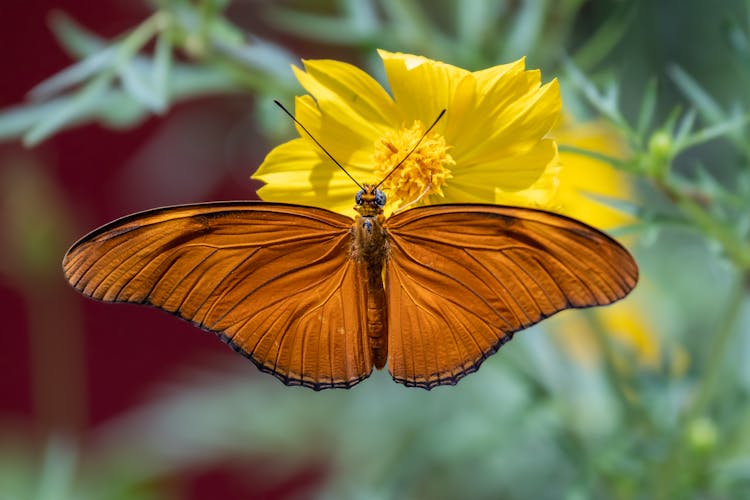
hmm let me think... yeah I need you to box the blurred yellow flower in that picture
[543,117,660,369]
[555,118,635,229]
[253,50,561,215]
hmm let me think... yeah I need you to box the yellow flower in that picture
[252,50,561,215]
[555,118,636,229]
[538,117,660,368]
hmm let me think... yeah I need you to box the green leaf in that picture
[563,59,628,129]
[267,5,375,45]
[668,65,725,125]
[213,35,297,83]
[207,15,245,46]
[677,113,749,152]
[571,2,638,70]
[501,0,545,61]
[118,60,164,113]
[636,78,658,139]
[674,109,697,146]
[381,0,434,48]
[0,100,69,140]
[456,0,504,51]
[152,32,173,111]
[581,191,641,217]
[23,73,112,146]
[49,10,106,58]
[35,437,78,500]
[28,48,115,100]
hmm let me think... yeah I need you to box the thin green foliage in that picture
[2,1,750,499]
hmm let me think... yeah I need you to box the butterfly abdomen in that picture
[352,214,389,369]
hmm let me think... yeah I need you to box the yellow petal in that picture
[302,59,400,128]
[459,79,560,163]
[556,119,635,229]
[379,49,469,125]
[253,139,360,216]
[495,158,561,208]
[473,57,528,95]
[252,50,563,216]
[292,64,386,144]
[459,138,558,192]
[291,95,376,177]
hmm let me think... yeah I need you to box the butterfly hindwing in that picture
[63,202,373,389]
[385,204,638,389]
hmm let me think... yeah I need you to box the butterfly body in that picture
[351,185,390,369]
[63,187,638,390]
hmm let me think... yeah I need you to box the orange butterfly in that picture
[63,107,638,390]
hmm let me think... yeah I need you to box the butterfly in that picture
[62,105,638,390]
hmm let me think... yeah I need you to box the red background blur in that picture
[0,1,320,497]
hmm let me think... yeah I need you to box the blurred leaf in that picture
[676,113,749,153]
[119,60,165,113]
[35,437,78,500]
[723,15,750,65]
[674,109,697,146]
[23,73,112,146]
[637,78,658,139]
[268,0,379,45]
[49,10,106,57]
[212,35,298,82]
[0,99,71,140]
[668,65,725,125]
[152,31,173,111]
[28,47,115,100]
[207,14,246,46]
[571,1,638,70]
[581,191,642,218]
[564,60,630,132]
[456,0,505,51]
[380,0,435,50]
[500,0,545,61]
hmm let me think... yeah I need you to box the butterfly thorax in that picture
[351,183,389,264]
[351,183,389,369]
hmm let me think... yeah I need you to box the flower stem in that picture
[656,273,748,498]
[583,311,647,422]
[685,274,747,418]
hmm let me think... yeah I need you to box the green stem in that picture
[557,145,634,172]
[583,311,647,422]
[659,179,750,272]
[656,274,748,498]
[678,197,750,271]
[686,275,747,418]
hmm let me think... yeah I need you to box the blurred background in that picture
[1,0,749,498]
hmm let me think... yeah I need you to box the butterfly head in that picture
[355,184,386,217]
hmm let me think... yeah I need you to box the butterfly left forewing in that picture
[385,204,638,389]
[63,202,373,389]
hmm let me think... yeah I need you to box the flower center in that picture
[373,121,454,208]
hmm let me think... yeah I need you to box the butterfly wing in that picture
[385,204,638,389]
[63,202,373,390]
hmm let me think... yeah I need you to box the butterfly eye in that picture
[374,190,386,207]
[355,190,364,205]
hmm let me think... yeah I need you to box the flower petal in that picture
[457,78,561,163]
[379,49,469,125]
[301,59,400,127]
[556,120,635,229]
[293,61,393,143]
[253,138,361,216]
[456,138,558,192]
[292,95,375,175]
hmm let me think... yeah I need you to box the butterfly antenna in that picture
[274,100,363,190]
[393,176,433,215]
[375,109,446,190]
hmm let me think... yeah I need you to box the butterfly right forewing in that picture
[63,202,373,390]
[384,204,638,389]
